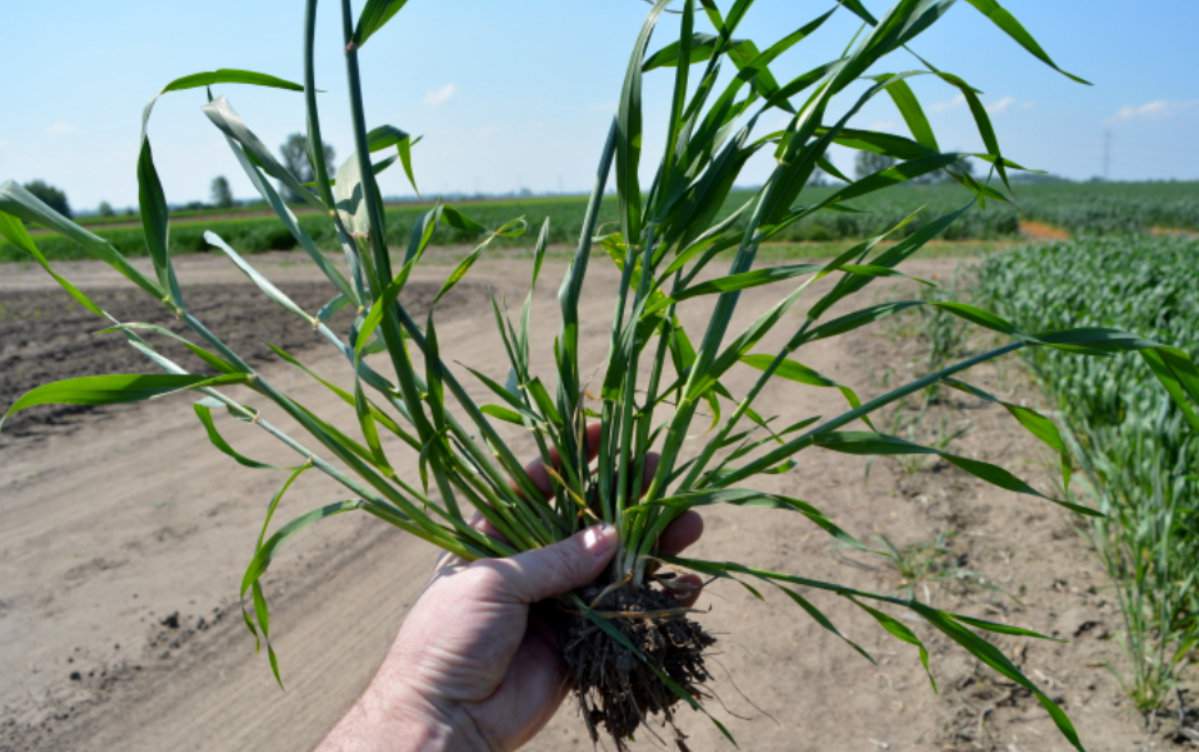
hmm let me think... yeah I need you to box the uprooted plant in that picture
[4,0,1199,749]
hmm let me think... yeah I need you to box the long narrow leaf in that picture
[354,0,410,47]
[3,373,245,429]
[194,402,282,469]
[813,430,1099,516]
[962,0,1090,84]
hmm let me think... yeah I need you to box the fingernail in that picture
[582,523,617,555]
[671,579,700,597]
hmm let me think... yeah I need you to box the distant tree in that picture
[854,151,895,179]
[278,133,334,202]
[98,201,115,217]
[946,155,975,181]
[1010,172,1069,185]
[860,152,974,185]
[211,175,234,208]
[912,154,976,185]
[23,180,72,217]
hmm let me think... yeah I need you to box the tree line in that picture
[22,134,975,218]
[19,132,335,219]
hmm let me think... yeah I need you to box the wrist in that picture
[319,680,492,752]
[388,685,492,752]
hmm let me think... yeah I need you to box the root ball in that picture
[559,583,716,750]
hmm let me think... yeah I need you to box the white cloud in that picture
[1109,99,1199,124]
[47,120,78,136]
[423,83,457,107]
[986,96,1016,114]
[927,93,965,114]
[982,96,1034,115]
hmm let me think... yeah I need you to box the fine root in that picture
[558,582,716,750]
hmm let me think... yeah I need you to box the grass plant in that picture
[4,1,1199,748]
[917,275,968,404]
[873,531,963,601]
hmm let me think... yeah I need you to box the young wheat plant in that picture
[4,0,1198,749]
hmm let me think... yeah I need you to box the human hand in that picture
[318,426,704,751]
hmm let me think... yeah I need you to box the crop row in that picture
[1015,181,1199,234]
[977,235,1199,709]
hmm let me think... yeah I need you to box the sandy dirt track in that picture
[0,251,1177,751]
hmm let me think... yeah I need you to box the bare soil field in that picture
[0,252,1188,751]
[1018,220,1070,241]
[0,283,344,441]
[1149,226,1199,238]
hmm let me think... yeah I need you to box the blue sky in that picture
[3,1,1197,212]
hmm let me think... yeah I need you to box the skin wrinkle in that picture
[403,688,494,752]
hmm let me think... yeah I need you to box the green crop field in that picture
[70,201,274,227]
[4,195,612,262]
[6,180,1196,263]
[1014,180,1199,234]
[979,235,1199,712]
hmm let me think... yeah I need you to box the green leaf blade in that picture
[354,0,411,48]
[161,69,304,94]
[4,373,245,430]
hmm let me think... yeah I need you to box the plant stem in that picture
[304,0,368,304]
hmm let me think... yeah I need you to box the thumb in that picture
[490,524,619,604]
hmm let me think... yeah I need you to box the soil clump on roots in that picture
[558,582,716,750]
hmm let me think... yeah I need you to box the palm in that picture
[395,563,571,749]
